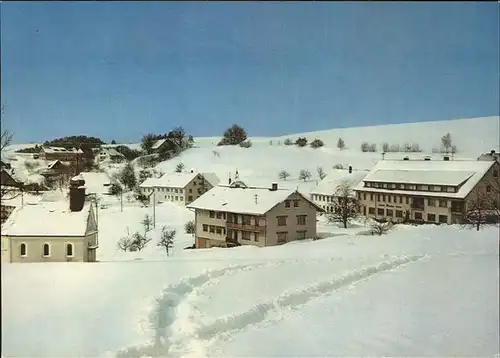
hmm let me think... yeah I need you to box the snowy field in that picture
[2,225,498,357]
[2,116,500,357]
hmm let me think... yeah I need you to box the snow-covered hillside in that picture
[2,115,499,357]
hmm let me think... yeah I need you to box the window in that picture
[254,233,259,242]
[406,197,410,204]
[382,183,388,188]
[216,227,223,235]
[293,200,299,207]
[377,194,381,201]
[487,186,491,193]
[428,199,435,207]
[209,211,215,218]
[395,210,403,218]
[285,200,291,208]
[439,199,447,208]
[447,187,455,193]
[432,186,441,192]
[66,243,74,257]
[209,226,215,233]
[243,216,251,225]
[363,193,366,200]
[439,215,448,224]
[386,209,393,217]
[241,231,251,240]
[296,215,306,225]
[414,212,423,220]
[370,194,374,201]
[421,185,428,191]
[399,196,403,204]
[368,207,375,215]
[175,196,179,201]
[387,195,391,203]
[42,243,51,257]
[20,243,27,257]
[427,213,436,222]
[383,195,386,202]
[296,231,307,240]
[203,224,208,232]
[216,212,222,219]
[189,188,192,193]
[494,170,498,177]
[277,232,288,244]
[188,195,193,201]
[377,208,384,216]
[277,216,287,226]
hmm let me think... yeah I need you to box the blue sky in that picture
[1,2,499,143]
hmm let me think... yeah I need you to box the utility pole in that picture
[153,189,156,228]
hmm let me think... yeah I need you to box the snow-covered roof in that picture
[152,139,168,150]
[201,172,220,187]
[47,160,63,169]
[98,148,124,157]
[139,171,200,188]
[187,186,323,215]
[42,146,84,154]
[2,201,92,237]
[354,160,496,199]
[73,172,111,195]
[311,170,368,196]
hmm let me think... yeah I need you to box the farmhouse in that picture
[1,178,98,263]
[94,147,125,164]
[310,169,368,213]
[354,159,500,224]
[139,171,219,206]
[39,146,84,162]
[187,181,325,249]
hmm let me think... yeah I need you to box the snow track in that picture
[115,254,426,358]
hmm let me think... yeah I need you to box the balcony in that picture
[226,221,265,233]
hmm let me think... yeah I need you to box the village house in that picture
[94,147,125,164]
[477,149,500,163]
[1,178,98,263]
[139,171,219,206]
[354,158,500,225]
[39,146,84,162]
[187,181,325,249]
[73,172,111,195]
[310,168,368,213]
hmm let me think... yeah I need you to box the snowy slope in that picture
[2,225,498,357]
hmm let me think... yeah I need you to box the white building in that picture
[139,171,219,206]
[94,148,125,164]
[310,169,368,213]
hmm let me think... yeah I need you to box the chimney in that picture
[69,178,86,212]
[443,155,450,161]
[403,156,409,161]
[271,182,278,191]
[424,156,431,161]
[491,150,496,156]
[348,165,352,174]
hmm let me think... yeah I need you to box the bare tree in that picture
[1,106,13,151]
[463,187,500,231]
[317,166,327,180]
[371,220,393,235]
[441,132,453,153]
[278,170,290,180]
[158,227,176,256]
[328,180,359,228]
[298,169,312,182]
